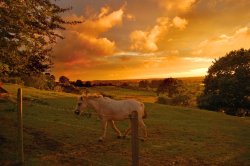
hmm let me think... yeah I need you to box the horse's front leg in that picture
[99,120,108,142]
[109,120,122,138]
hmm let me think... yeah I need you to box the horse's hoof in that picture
[140,138,146,142]
[98,138,103,142]
[117,135,122,139]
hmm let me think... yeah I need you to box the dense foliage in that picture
[154,78,192,106]
[74,80,84,87]
[0,0,79,77]
[138,80,149,89]
[156,78,183,97]
[59,76,70,85]
[198,49,250,115]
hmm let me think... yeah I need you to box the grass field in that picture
[1,84,250,166]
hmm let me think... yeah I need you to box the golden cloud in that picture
[126,14,136,21]
[65,6,124,37]
[129,16,188,52]
[53,6,126,67]
[192,26,250,58]
[172,16,188,30]
[130,17,170,52]
[155,0,197,13]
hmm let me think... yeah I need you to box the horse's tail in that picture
[141,103,147,119]
[143,109,147,119]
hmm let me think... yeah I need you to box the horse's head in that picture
[74,93,103,115]
[74,95,88,115]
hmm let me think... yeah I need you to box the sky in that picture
[52,0,250,81]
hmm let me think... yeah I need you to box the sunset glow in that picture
[52,0,250,80]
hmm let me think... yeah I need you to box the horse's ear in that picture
[82,89,89,96]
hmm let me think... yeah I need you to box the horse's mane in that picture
[81,93,103,99]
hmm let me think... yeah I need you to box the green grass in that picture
[1,84,250,165]
[89,86,157,103]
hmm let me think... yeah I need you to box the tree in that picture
[0,0,80,76]
[75,80,84,87]
[149,80,161,88]
[59,76,70,85]
[45,73,56,89]
[139,80,149,88]
[84,81,92,87]
[197,48,250,115]
[156,78,183,97]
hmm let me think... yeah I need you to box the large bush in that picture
[22,74,48,89]
[22,73,56,90]
[156,78,183,97]
[197,48,250,115]
[155,78,192,106]
[156,94,191,106]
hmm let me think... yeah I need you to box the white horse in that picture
[74,93,147,141]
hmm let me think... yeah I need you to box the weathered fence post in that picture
[131,111,139,166]
[17,88,24,164]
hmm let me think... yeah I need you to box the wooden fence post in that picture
[131,111,139,166]
[17,88,24,164]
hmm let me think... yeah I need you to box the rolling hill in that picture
[0,84,250,165]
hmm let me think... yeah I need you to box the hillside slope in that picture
[1,84,250,165]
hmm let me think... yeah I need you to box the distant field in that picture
[1,84,250,165]
[89,86,157,103]
[91,76,204,107]
[91,76,204,85]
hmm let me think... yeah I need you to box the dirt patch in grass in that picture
[138,153,210,166]
[39,139,132,166]
[0,116,15,127]
[0,134,8,146]
[40,149,90,166]
[0,117,64,151]
[24,127,64,152]
[23,97,49,105]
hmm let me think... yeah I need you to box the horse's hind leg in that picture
[139,119,147,140]
[123,121,131,138]
[109,120,122,138]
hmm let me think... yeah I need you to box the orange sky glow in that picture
[52,0,250,81]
